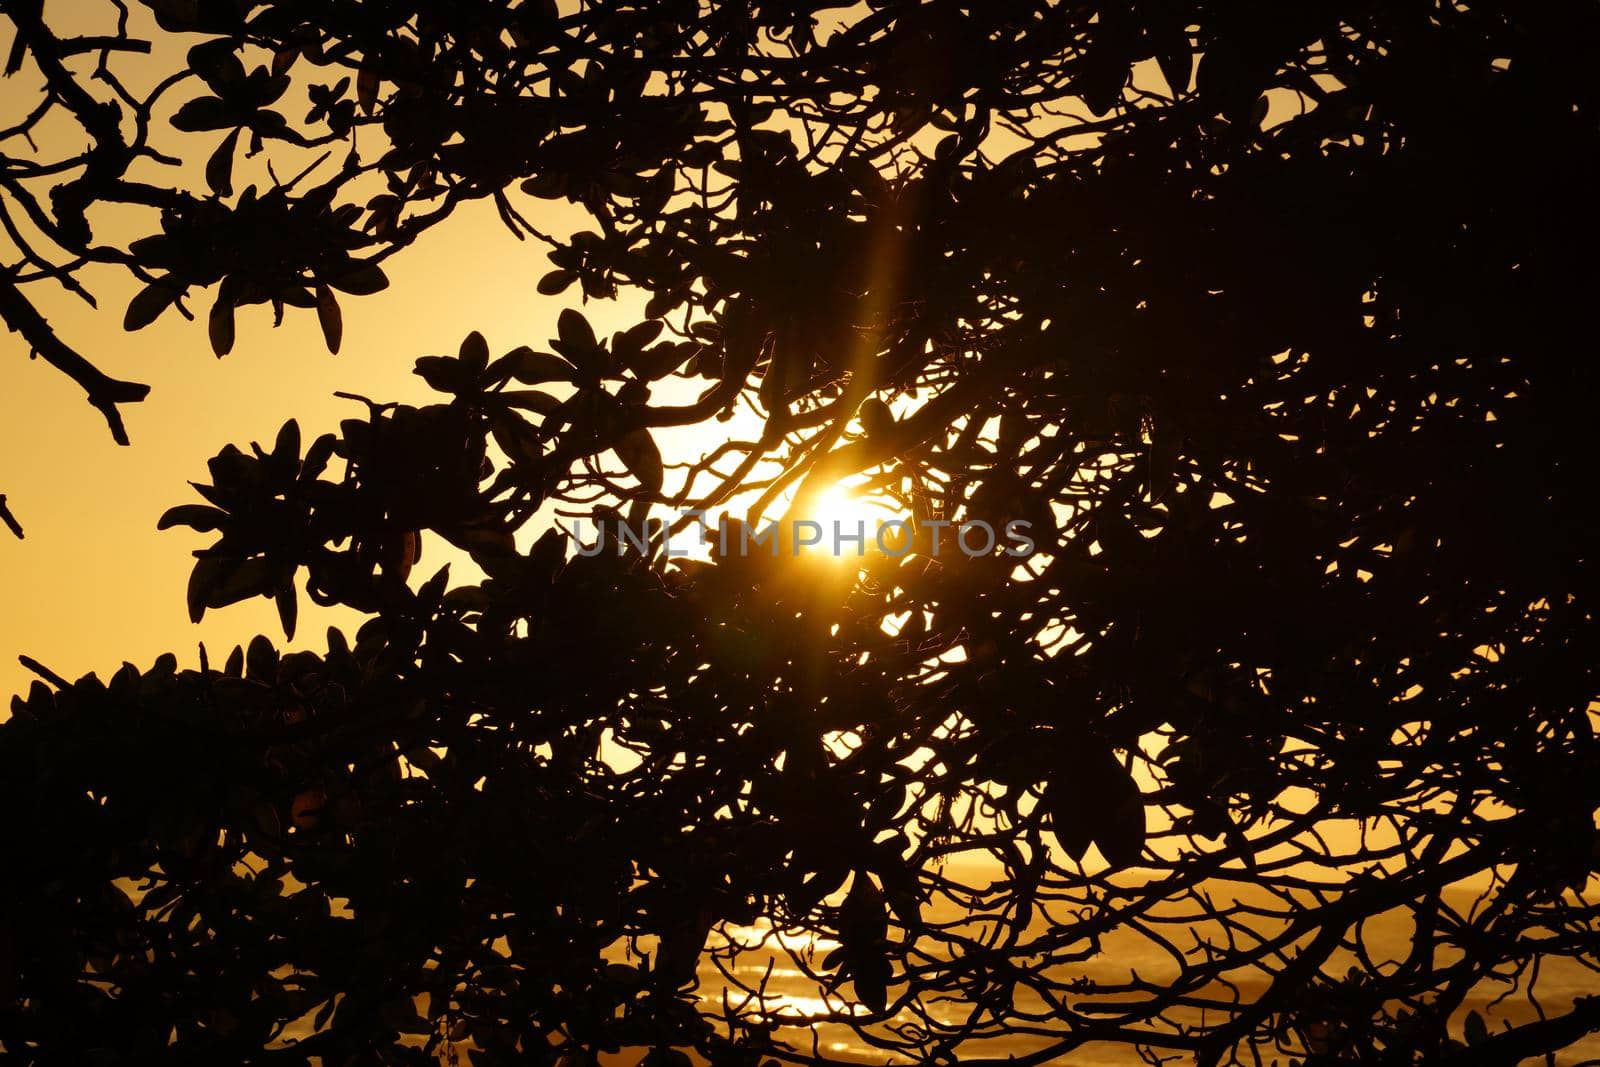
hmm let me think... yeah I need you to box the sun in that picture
[804,483,898,559]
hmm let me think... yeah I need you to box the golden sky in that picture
[0,182,614,699]
[0,5,595,700]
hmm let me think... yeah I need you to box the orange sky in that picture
[0,6,589,700]
[0,1,841,704]
[1,192,608,699]
[0,0,691,706]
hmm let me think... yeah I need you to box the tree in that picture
[4,1,1600,1065]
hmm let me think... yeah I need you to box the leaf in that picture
[186,555,271,622]
[851,953,890,1013]
[555,308,604,375]
[205,127,241,197]
[490,410,543,466]
[521,172,567,199]
[157,504,227,532]
[1076,44,1128,117]
[614,320,666,370]
[187,556,222,623]
[537,269,577,295]
[1155,38,1192,97]
[615,427,663,493]
[1464,1010,1489,1046]
[838,875,893,1012]
[879,865,922,935]
[379,531,420,581]
[301,433,337,481]
[636,342,693,381]
[271,47,297,78]
[145,0,207,32]
[264,420,301,485]
[504,346,575,385]
[415,559,448,603]
[187,38,245,89]
[330,262,389,295]
[245,633,277,681]
[356,62,380,114]
[124,281,179,331]
[459,331,490,372]
[414,355,476,393]
[616,320,664,354]
[1088,749,1146,868]
[209,294,236,356]
[841,873,888,945]
[316,284,342,353]
[441,522,516,571]
[557,307,597,348]
[170,95,232,131]
[1196,38,1266,120]
[859,397,895,437]
[654,902,716,988]
[275,582,298,640]
[501,389,562,414]
[1045,744,1145,867]
[1043,779,1095,862]
[1250,93,1271,129]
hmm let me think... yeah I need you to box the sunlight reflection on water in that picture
[685,887,1600,1067]
[269,886,1600,1067]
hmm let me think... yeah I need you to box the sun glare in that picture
[805,484,899,559]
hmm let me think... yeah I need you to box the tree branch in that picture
[0,493,21,538]
[0,274,148,443]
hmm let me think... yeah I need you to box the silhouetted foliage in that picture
[4,2,1600,1065]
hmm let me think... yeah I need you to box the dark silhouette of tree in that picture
[4,2,1600,1065]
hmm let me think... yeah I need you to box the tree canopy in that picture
[4,1,1600,1065]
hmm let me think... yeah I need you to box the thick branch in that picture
[1443,996,1600,1066]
